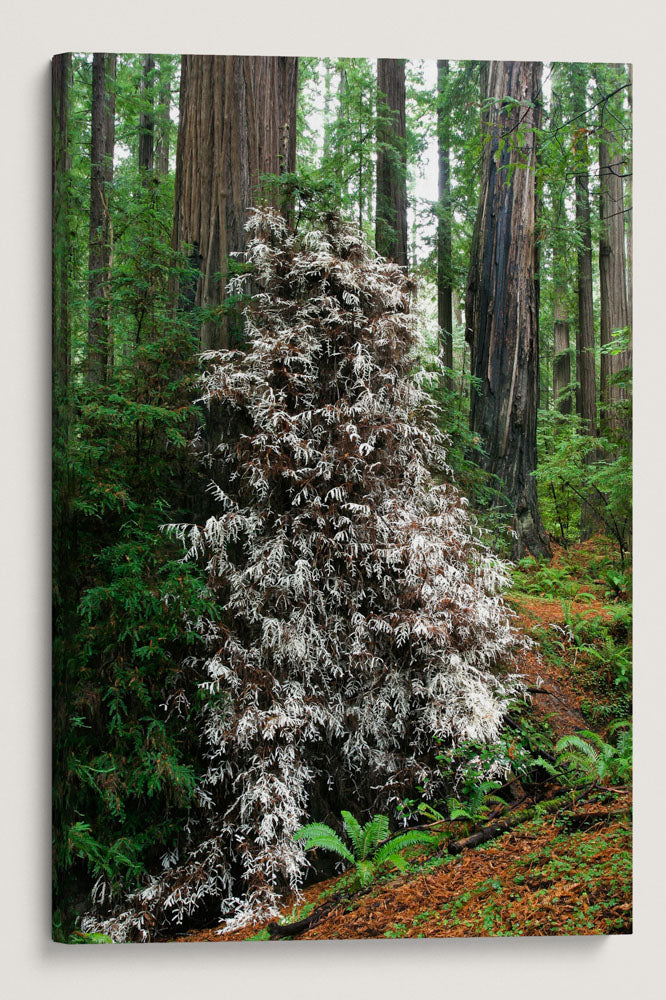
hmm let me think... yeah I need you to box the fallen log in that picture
[267,893,342,939]
[446,793,576,855]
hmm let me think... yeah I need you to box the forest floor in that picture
[173,537,632,942]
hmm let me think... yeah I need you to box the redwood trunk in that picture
[52,53,71,414]
[553,287,571,414]
[625,64,633,337]
[597,65,631,434]
[172,55,298,350]
[375,59,408,267]
[155,59,171,176]
[572,64,597,437]
[465,61,550,558]
[551,66,571,416]
[87,54,115,385]
[139,54,155,177]
[437,59,453,386]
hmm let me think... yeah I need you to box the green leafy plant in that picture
[445,780,505,822]
[536,724,632,787]
[293,811,439,889]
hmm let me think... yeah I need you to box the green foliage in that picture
[537,724,632,787]
[419,350,518,552]
[52,52,218,935]
[535,409,632,560]
[293,823,355,865]
[511,557,595,601]
[446,781,505,822]
[294,812,439,889]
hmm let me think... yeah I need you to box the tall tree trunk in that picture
[322,59,333,163]
[105,55,116,371]
[552,286,571,414]
[139,54,155,177]
[625,64,633,337]
[155,59,171,175]
[551,65,571,416]
[465,61,550,558]
[52,53,71,420]
[596,64,630,434]
[87,53,115,385]
[571,64,597,437]
[172,55,299,350]
[437,59,453,387]
[375,59,408,267]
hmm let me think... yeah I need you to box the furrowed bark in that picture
[87,53,115,385]
[437,59,453,387]
[465,61,550,558]
[376,59,408,268]
[172,55,299,350]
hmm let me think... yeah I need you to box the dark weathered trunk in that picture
[155,59,171,176]
[375,59,407,267]
[87,53,115,385]
[172,55,299,350]
[52,54,71,417]
[437,59,453,386]
[597,64,630,434]
[139,54,155,177]
[571,64,597,437]
[465,61,550,558]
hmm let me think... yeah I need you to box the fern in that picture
[293,811,441,890]
[359,814,389,861]
[341,810,363,858]
[552,726,632,786]
[373,831,438,867]
[293,823,354,863]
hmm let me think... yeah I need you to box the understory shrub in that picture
[83,206,529,940]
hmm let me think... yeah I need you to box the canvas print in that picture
[52,55,632,942]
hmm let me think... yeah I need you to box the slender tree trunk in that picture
[139,54,155,177]
[52,54,71,419]
[571,64,597,437]
[358,88,364,230]
[323,59,333,162]
[625,64,633,337]
[551,65,571,416]
[155,59,171,175]
[172,55,298,351]
[596,64,630,434]
[375,59,408,267]
[553,286,571,414]
[465,61,550,558]
[437,60,453,387]
[87,53,115,385]
[105,55,116,372]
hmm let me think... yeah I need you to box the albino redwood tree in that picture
[83,207,527,941]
